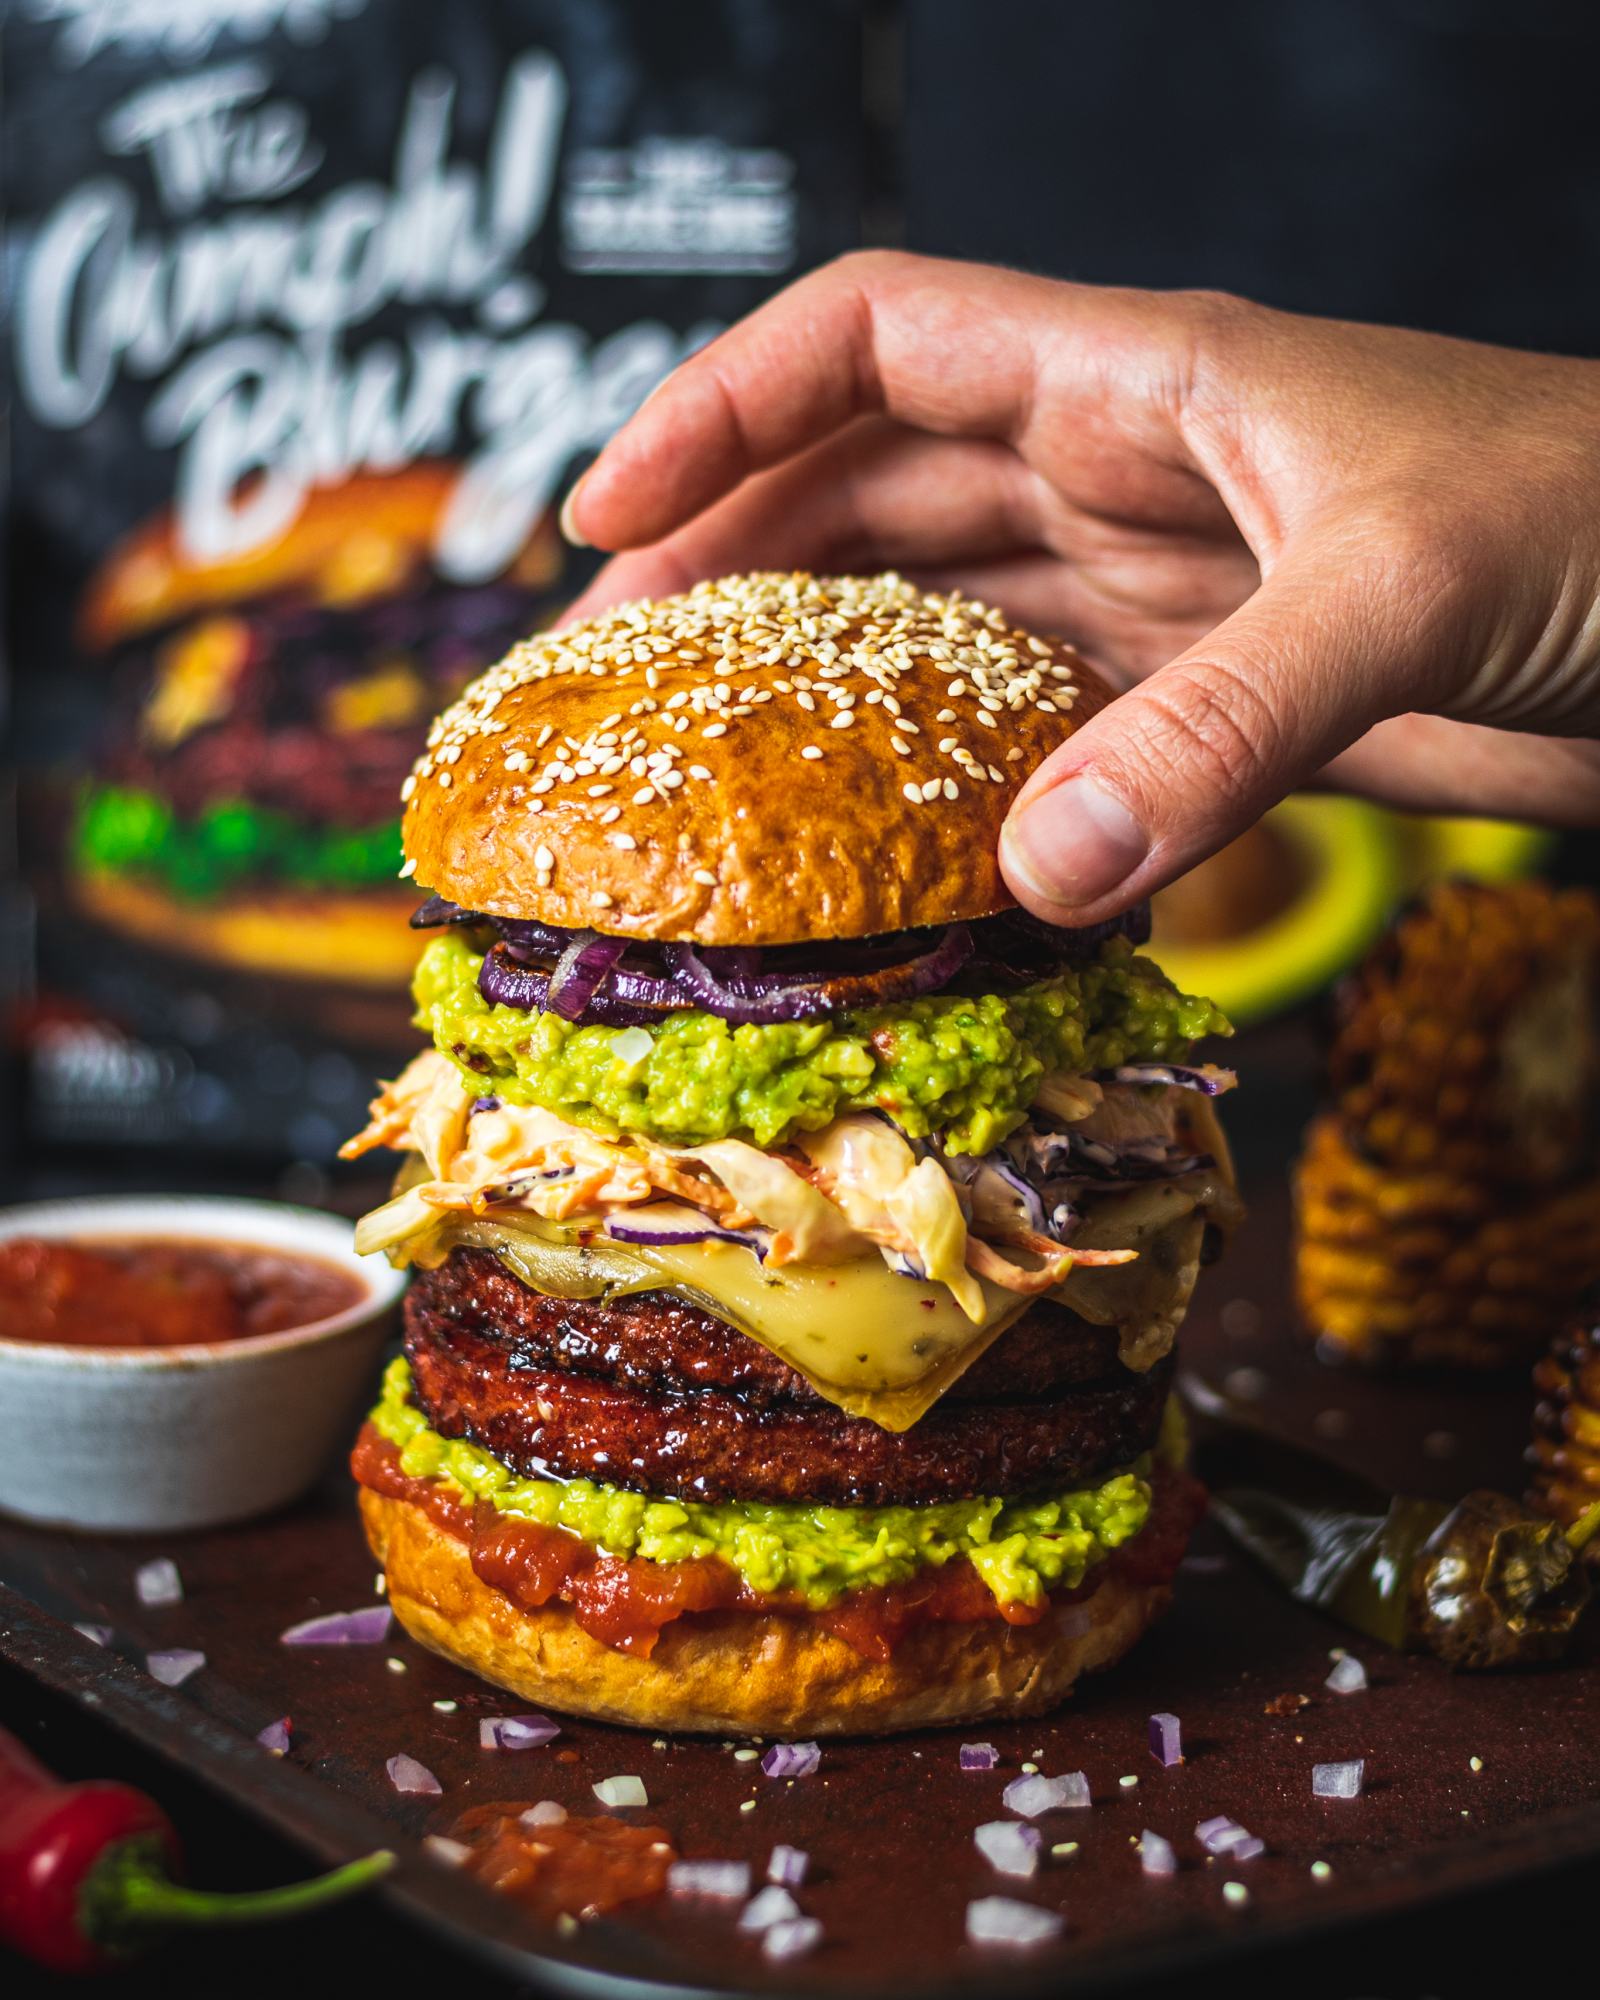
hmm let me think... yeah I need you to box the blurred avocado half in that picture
[1150,797,1552,1026]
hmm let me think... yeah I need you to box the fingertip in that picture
[558,477,590,549]
[1000,777,1149,919]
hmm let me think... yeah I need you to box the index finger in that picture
[565,252,1138,552]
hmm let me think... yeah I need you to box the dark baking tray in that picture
[4,1032,1598,1997]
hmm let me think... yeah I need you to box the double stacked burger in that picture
[346,572,1239,1735]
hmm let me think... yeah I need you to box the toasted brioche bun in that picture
[74,866,421,986]
[79,466,561,649]
[360,1486,1169,1737]
[401,572,1110,946]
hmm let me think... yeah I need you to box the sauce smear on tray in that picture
[0,1237,364,1347]
[448,1804,676,1920]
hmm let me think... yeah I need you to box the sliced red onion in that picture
[1325,1654,1368,1694]
[605,1210,770,1259]
[135,1558,183,1607]
[280,1606,392,1647]
[1148,1713,1183,1767]
[478,943,662,1026]
[738,1885,802,1932]
[480,1714,561,1751]
[761,1740,821,1779]
[387,1753,442,1796]
[1002,1771,1090,1816]
[1313,1760,1365,1799]
[74,1623,113,1648]
[668,1859,751,1903]
[763,1917,824,1963]
[257,1717,292,1756]
[975,1822,1042,1879]
[521,1801,568,1828]
[146,1649,205,1687]
[767,1844,809,1887]
[1103,1062,1237,1095]
[546,931,628,1020]
[410,894,480,930]
[664,925,972,1025]
[1140,1831,1179,1877]
[593,1774,648,1808]
[469,1094,503,1115]
[960,1742,1000,1772]
[965,1897,1065,1948]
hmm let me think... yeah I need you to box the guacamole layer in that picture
[414,929,1229,1155]
[370,1358,1152,1609]
[75,783,402,898]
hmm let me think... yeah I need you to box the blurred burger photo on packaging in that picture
[69,466,561,993]
[343,571,1240,1735]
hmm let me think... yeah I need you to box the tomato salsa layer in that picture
[352,1421,1201,1661]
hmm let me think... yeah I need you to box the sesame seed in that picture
[610,832,636,850]
[942,778,959,800]
[919,779,940,802]
[398,857,417,878]
[692,869,717,887]
[829,711,853,730]
[592,891,613,909]
[632,788,654,805]
[935,709,956,724]
[534,845,554,870]
[703,722,728,738]
[938,736,957,752]
[600,805,621,824]
[902,782,923,804]
[801,746,824,761]
[891,736,911,755]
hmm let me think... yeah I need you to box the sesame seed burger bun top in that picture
[401,570,1110,947]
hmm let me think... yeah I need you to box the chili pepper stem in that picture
[84,1837,395,1955]
[1567,1500,1600,1555]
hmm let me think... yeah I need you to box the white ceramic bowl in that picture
[0,1195,406,1532]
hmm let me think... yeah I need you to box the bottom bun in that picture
[75,865,420,987]
[360,1487,1173,1737]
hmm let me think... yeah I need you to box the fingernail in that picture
[558,477,590,548]
[1001,778,1148,911]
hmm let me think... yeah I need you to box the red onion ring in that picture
[545,931,627,1020]
[661,925,973,1023]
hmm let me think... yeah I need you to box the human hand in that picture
[560,253,1600,923]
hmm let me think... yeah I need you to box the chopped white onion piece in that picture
[73,1623,113,1648]
[1002,1771,1090,1817]
[767,1844,809,1887]
[387,1753,442,1796]
[965,1897,1065,1948]
[1140,1831,1178,1877]
[135,1558,183,1607]
[1148,1712,1183,1766]
[1325,1655,1368,1695]
[593,1774,648,1808]
[423,1836,471,1868]
[738,1885,802,1931]
[480,1714,561,1752]
[974,1821,1042,1879]
[521,1801,568,1828]
[667,1860,751,1903]
[145,1648,204,1687]
[763,1916,824,1962]
[1313,1759,1365,1799]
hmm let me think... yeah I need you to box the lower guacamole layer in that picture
[415,929,1229,1155]
[369,1357,1153,1610]
[75,783,402,898]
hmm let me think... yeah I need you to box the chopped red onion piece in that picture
[1325,1655,1368,1694]
[423,1836,471,1868]
[146,1648,204,1687]
[256,1717,292,1756]
[761,1740,821,1779]
[479,1714,561,1751]
[521,1801,567,1828]
[1104,1063,1238,1096]
[546,931,627,1020]
[738,1885,802,1932]
[1002,1771,1090,1816]
[135,1558,183,1607]
[1313,1759,1365,1799]
[767,1844,809,1887]
[1148,1712,1183,1767]
[605,1208,769,1258]
[592,1774,648,1808]
[667,1859,751,1903]
[974,1821,1042,1879]
[764,1917,824,1962]
[1195,1815,1251,1855]
[960,1741,1000,1771]
[1140,1831,1179,1878]
[965,1897,1066,1948]
[387,1753,442,1796]
[73,1623,113,1648]
[279,1605,392,1646]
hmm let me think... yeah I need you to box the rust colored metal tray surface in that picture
[3,1029,1598,1998]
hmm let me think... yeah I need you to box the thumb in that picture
[999,536,1451,922]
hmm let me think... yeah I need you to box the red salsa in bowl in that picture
[0,1237,367,1349]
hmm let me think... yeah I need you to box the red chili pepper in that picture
[0,1724,393,1974]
